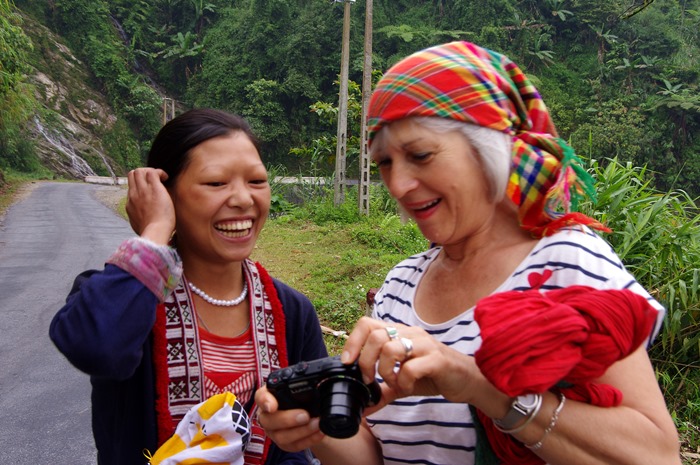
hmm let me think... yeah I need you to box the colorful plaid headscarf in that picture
[368,41,608,237]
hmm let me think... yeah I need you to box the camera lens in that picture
[318,377,369,439]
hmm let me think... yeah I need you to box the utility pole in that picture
[334,0,354,206]
[358,0,372,215]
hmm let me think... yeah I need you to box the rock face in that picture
[21,13,120,180]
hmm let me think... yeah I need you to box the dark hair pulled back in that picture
[147,108,260,187]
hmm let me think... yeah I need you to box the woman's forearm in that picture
[495,349,681,465]
[311,422,382,465]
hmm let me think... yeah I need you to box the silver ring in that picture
[399,337,413,359]
[385,326,399,341]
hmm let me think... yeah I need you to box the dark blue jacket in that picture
[50,264,327,465]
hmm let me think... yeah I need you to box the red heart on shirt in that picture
[528,269,553,289]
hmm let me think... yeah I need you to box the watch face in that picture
[518,393,539,409]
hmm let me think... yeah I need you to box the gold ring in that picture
[385,326,399,341]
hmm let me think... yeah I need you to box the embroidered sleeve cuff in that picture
[107,237,183,302]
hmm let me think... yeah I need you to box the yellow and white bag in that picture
[147,392,250,465]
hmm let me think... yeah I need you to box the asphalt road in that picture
[0,182,134,464]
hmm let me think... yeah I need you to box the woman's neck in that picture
[439,200,532,266]
[181,256,247,299]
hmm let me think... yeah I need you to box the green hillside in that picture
[1,0,699,196]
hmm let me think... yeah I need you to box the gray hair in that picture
[370,117,512,202]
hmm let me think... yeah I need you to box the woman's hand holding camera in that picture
[255,386,325,453]
[254,317,505,464]
[342,316,489,407]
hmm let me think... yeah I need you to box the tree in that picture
[188,0,344,164]
[0,0,37,173]
[0,0,32,100]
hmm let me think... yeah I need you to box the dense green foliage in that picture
[12,0,700,190]
[48,0,162,142]
[7,0,699,196]
[0,0,36,176]
[0,0,31,98]
[580,158,700,363]
[185,1,342,159]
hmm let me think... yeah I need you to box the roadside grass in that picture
[0,171,50,215]
[116,191,128,217]
[252,216,426,353]
[0,178,21,214]
[658,363,700,464]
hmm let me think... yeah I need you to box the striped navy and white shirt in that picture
[366,226,664,465]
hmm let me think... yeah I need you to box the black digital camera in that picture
[266,355,381,439]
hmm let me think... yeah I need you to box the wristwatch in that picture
[493,393,542,433]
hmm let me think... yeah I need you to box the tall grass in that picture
[579,158,700,364]
[578,157,699,459]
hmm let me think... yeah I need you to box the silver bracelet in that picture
[526,393,566,451]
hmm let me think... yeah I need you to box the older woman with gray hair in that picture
[256,41,681,465]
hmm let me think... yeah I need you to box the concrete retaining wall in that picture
[84,176,127,185]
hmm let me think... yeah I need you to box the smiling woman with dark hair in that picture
[50,108,327,465]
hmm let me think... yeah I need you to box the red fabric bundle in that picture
[473,285,658,464]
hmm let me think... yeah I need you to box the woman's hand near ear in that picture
[126,168,175,245]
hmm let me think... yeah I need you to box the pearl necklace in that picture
[188,280,248,307]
